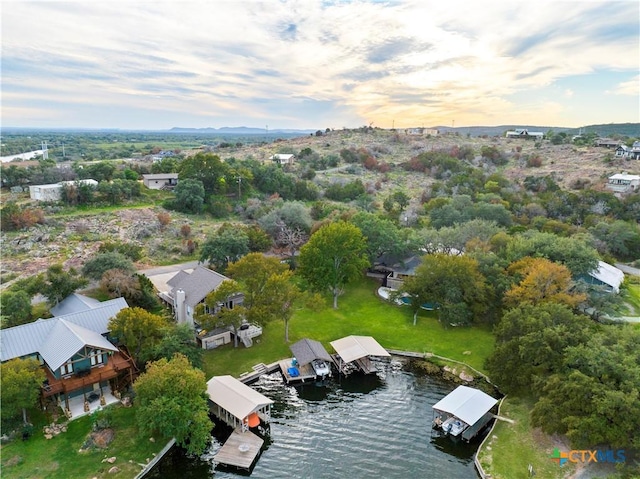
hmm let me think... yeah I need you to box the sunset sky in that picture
[2,0,638,130]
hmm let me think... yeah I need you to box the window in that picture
[90,349,104,366]
[60,360,74,376]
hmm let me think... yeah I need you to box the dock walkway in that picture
[214,428,264,471]
[278,358,316,383]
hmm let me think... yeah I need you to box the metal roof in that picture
[1,298,127,363]
[330,335,390,364]
[142,173,179,180]
[168,266,230,307]
[50,293,101,317]
[432,385,498,426]
[206,375,273,421]
[39,319,118,372]
[589,261,625,293]
[289,338,332,366]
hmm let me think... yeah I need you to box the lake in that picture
[147,362,482,478]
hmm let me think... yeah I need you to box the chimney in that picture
[175,289,186,324]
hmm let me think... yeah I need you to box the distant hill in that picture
[433,123,640,138]
[169,126,316,135]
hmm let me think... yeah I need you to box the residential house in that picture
[142,173,178,190]
[29,179,98,202]
[269,153,295,165]
[630,141,640,160]
[606,173,640,194]
[595,138,620,148]
[405,128,439,136]
[615,145,631,158]
[505,129,544,139]
[580,261,625,294]
[0,297,135,419]
[160,265,244,328]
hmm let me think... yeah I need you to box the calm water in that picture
[148,363,482,479]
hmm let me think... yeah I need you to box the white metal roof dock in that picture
[330,335,391,375]
[432,385,498,441]
[206,375,273,429]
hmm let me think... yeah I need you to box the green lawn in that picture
[203,278,494,378]
[477,396,575,479]
[1,406,163,479]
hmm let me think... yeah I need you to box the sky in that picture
[1,0,639,130]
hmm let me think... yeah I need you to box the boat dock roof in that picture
[207,375,274,424]
[289,338,332,366]
[330,335,390,363]
[432,385,498,426]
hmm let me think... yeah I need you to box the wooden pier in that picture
[214,428,264,471]
[278,358,316,384]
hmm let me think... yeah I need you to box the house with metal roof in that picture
[580,261,625,294]
[1,297,136,419]
[330,335,391,375]
[50,292,102,317]
[606,173,640,194]
[432,385,498,441]
[269,153,295,165]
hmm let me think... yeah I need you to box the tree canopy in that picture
[133,354,213,455]
[401,253,490,325]
[298,221,369,309]
[108,307,170,366]
[1,358,45,424]
[199,226,250,272]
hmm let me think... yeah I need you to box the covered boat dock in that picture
[330,335,391,375]
[207,375,274,470]
[432,385,498,441]
[279,338,334,383]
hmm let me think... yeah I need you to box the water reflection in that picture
[146,366,481,479]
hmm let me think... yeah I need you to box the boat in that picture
[311,359,331,378]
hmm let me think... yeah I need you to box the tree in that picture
[172,178,205,214]
[178,152,230,196]
[40,264,88,306]
[265,270,301,342]
[350,211,403,262]
[297,221,369,309]
[531,326,640,449]
[1,358,45,424]
[505,230,599,276]
[485,303,592,395]
[199,227,249,272]
[400,253,489,325]
[152,323,203,369]
[133,354,213,455]
[199,280,247,348]
[503,257,586,309]
[108,307,170,366]
[82,252,136,281]
[0,290,32,328]
[226,253,288,313]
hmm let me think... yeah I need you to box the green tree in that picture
[178,152,230,196]
[82,252,136,281]
[485,303,592,395]
[350,211,403,262]
[198,280,248,348]
[41,264,88,306]
[133,354,213,455]
[200,227,250,272]
[265,270,302,342]
[1,358,45,424]
[400,253,489,325]
[298,221,369,309]
[0,290,32,328]
[152,323,203,369]
[108,307,170,366]
[531,326,640,449]
[172,178,206,214]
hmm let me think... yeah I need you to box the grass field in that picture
[1,406,162,479]
[477,396,575,479]
[203,277,494,378]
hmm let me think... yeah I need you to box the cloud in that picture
[606,75,640,96]
[1,0,638,129]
